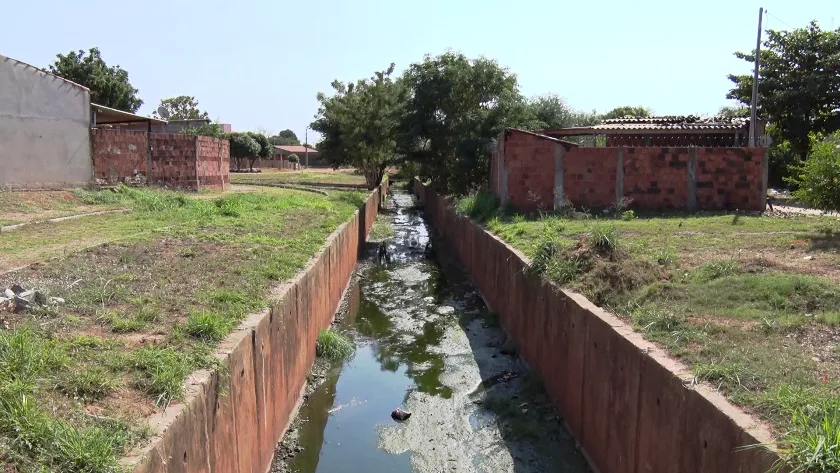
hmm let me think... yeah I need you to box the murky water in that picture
[276,191,589,473]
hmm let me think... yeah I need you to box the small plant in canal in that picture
[316,330,354,361]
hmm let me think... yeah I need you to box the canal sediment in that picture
[272,191,588,473]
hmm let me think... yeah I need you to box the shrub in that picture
[455,191,500,222]
[620,210,635,221]
[587,224,619,254]
[316,330,353,361]
[287,154,300,164]
[789,136,840,211]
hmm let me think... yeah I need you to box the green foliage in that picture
[312,63,405,190]
[728,22,840,159]
[152,95,209,120]
[130,348,194,407]
[56,367,118,401]
[315,330,354,361]
[718,105,751,118]
[766,390,840,473]
[184,311,232,342]
[248,132,273,159]
[620,210,635,221]
[455,192,500,222]
[48,47,142,112]
[180,122,228,139]
[789,136,840,211]
[229,132,261,171]
[399,52,524,194]
[601,105,652,120]
[587,224,619,254]
[270,129,300,146]
[521,93,601,130]
[287,153,300,163]
[691,259,740,282]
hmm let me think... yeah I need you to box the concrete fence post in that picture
[553,143,565,211]
[615,147,624,205]
[687,148,698,211]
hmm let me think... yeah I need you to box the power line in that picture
[764,10,796,30]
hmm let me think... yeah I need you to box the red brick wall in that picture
[564,148,616,209]
[696,148,763,210]
[502,130,558,212]
[196,136,230,191]
[623,148,690,210]
[149,134,198,189]
[91,129,149,183]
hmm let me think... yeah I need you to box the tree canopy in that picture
[601,106,652,120]
[270,129,301,146]
[153,96,209,120]
[48,47,142,112]
[521,94,600,130]
[311,63,406,189]
[398,52,524,194]
[727,21,840,159]
[229,132,260,171]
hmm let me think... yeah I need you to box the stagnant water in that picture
[272,190,589,473]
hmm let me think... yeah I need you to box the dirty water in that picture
[271,191,589,473]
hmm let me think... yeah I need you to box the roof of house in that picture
[91,103,168,125]
[275,145,318,154]
[1,54,90,92]
[543,115,753,136]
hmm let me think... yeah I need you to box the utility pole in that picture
[304,126,309,169]
[749,7,763,147]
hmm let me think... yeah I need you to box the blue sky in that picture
[2,0,836,142]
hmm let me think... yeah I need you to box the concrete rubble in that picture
[0,283,65,316]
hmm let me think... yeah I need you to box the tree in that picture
[521,94,600,130]
[180,122,228,139]
[229,132,260,171]
[727,21,840,159]
[153,96,209,120]
[312,63,406,190]
[246,132,272,171]
[789,133,840,210]
[602,106,652,120]
[398,52,524,194]
[48,47,142,112]
[717,105,751,118]
[270,129,300,146]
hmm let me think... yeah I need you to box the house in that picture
[1,54,92,189]
[260,145,321,169]
[542,115,766,148]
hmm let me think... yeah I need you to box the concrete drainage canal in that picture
[271,190,589,473]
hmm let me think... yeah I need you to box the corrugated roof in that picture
[275,145,318,154]
[543,115,752,135]
[92,103,167,125]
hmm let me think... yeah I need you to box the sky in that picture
[2,0,836,143]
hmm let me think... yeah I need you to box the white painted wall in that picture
[0,55,92,189]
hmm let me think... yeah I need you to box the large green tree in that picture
[398,52,525,194]
[727,21,840,159]
[48,47,142,112]
[270,129,301,146]
[601,106,652,120]
[152,96,209,120]
[521,94,600,130]
[312,63,406,189]
[229,132,260,171]
[246,132,273,171]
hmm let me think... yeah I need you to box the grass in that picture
[455,192,840,471]
[230,169,366,186]
[0,189,124,227]
[368,214,395,241]
[0,185,367,471]
[315,329,354,361]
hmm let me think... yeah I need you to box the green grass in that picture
[456,194,840,471]
[230,169,366,186]
[0,185,369,471]
[368,214,395,241]
[315,330,354,361]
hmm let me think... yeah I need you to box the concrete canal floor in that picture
[271,190,589,473]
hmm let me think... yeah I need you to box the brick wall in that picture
[196,136,230,191]
[92,129,149,183]
[492,128,767,212]
[623,148,690,210]
[564,148,616,209]
[91,130,230,191]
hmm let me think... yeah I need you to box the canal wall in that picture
[413,179,779,473]
[125,181,387,473]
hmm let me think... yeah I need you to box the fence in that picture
[490,128,768,213]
